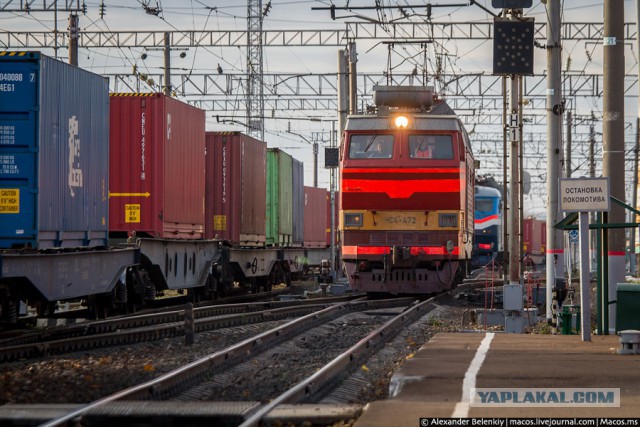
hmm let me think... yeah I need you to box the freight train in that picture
[339,85,475,294]
[0,52,331,324]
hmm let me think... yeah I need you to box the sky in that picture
[0,0,638,216]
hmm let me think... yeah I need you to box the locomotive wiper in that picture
[364,134,379,152]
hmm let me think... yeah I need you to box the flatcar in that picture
[0,52,138,321]
[0,52,331,324]
[339,86,475,294]
[471,185,502,269]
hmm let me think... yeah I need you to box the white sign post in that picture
[560,177,610,342]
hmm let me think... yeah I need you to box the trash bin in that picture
[559,306,573,335]
[558,305,581,334]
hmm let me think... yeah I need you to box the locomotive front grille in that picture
[366,231,457,246]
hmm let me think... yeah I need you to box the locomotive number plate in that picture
[384,215,417,224]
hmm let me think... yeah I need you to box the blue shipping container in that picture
[0,52,109,248]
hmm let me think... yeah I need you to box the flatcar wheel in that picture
[261,277,272,293]
[205,275,217,300]
[188,288,201,304]
[87,295,110,320]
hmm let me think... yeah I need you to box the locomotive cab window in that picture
[409,135,453,159]
[348,134,394,159]
[476,199,494,213]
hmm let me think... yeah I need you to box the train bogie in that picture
[0,51,110,249]
[204,132,267,245]
[136,238,220,293]
[343,261,461,294]
[109,93,206,240]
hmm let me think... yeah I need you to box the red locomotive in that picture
[339,86,475,294]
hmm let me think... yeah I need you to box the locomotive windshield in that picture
[475,199,495,213]
[348,134,394,159]
[409,135,453,159]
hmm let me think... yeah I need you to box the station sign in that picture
[560,177,610,212]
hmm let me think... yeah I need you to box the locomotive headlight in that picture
[344,213,363,227]
[394,115,409,128]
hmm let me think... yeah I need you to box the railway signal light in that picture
[325,147,339,168]
[492,0,532,8]
[493,17,535,75]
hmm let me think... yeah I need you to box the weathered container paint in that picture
[0,52,109,249]
[109,93,205,239]
[303,186,327,248]
[266,148,293,246]
[291,158,304,246]
[204,132,266,246]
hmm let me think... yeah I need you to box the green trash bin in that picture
[617,284,640,331]
[560,306,573,335]
[558,305,581,334]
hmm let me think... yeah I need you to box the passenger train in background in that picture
[470,177,546,270]
[0,52,332,324]
[471,185,502,269]
[339,85,475,294]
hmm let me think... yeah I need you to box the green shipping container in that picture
[266,148,293,246]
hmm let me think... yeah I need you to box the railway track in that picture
[0,293,360,363]
[14,295,447,427]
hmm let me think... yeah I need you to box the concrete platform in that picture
[355,332,640,427]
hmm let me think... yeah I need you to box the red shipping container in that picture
[109,93,205,239]
[205,132,267,246]
[531,219,544,256]
[523,218,544,256]
[304,186,327,248]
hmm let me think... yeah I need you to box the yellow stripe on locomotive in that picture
[341,210,462,231]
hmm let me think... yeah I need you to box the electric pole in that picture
[247,0,265,140]
[545,0,565,320]
[492,1,535,285]
[163,32,171,96]
[68,14,79,66]
[348,42,357,115]
[603,0,625,332]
